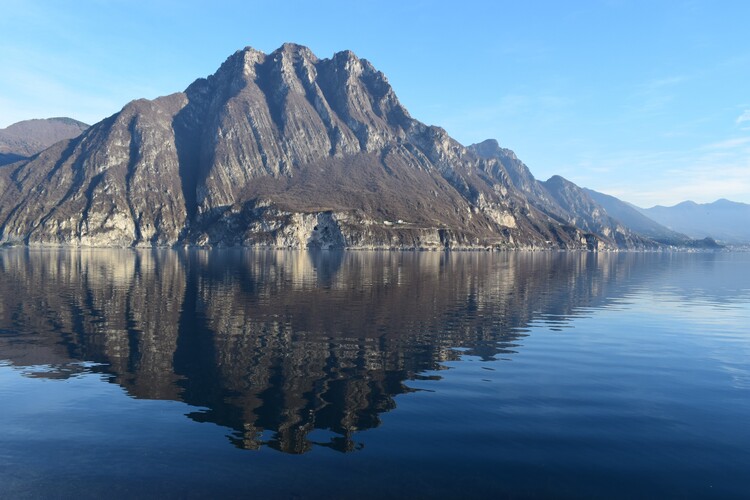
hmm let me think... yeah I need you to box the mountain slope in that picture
[642,199,750,244]
[468,140,656,249]
[0,44,657,250]
[584,188,691,244]
[0,117,89,165]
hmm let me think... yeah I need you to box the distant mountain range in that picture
[640,200,750,245]
[0,43,732,249]
[0,117,89,166]
[584,189,693,245]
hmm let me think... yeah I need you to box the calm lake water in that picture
[0,249,749,499]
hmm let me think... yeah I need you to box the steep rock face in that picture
[1,44,615,249]
[0,117,89,164]
[0,95,188,246]
[470,139,546,200]
[0,168,6,197]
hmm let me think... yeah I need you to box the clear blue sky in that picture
[1,0,748,207]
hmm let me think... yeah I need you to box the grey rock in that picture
[0,44,643,250]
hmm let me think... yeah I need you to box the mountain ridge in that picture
[584,188,692,245]
[467,140,663,249]
[0,117,89,165]
[640,199,750,244]
[0,44,718,250]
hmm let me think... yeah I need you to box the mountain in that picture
[641,199,750,244]
[0,117,89,165]
[0,44,681,249]
[467,140,656,249]
[584,188,692,245]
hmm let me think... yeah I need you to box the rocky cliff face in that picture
[0,44,651,250]
[541,175,657,249]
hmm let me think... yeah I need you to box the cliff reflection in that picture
[0,249,687,453]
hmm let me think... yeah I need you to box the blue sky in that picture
[1,0,748,207]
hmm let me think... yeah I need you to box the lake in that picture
[1,249,749,498]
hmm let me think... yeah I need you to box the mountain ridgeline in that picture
[0,117,89,166]
[0,43,704,250]
[641,200,750,245]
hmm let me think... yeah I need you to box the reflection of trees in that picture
[0,248,698,453]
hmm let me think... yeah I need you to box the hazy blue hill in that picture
[584,188,691,244]
[641,199,750,244]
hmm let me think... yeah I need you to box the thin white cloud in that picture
[626,75,688,112]
[0,42,174,128]
[602,179,750,209]
[0,67,125,127]
[737,110,750,124]
[438,92,575,145]
[641,76,687,90]
[702,136,750,150]
[573,134,750,207]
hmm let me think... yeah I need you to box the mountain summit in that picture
[0,44,672,249]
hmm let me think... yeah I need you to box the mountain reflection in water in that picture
[0,249,741,454]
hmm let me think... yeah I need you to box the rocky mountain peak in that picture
[322,50,363,75]
[277,42,316,57]
[0,43,680,250]
[469,139,500,158]
[469,139,520,163]
[545,174,574,189]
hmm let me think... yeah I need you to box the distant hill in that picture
[0,117,88,165]
[584,188,692,245]
[641,199,750,244]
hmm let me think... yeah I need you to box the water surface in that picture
[1,249,749,498]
